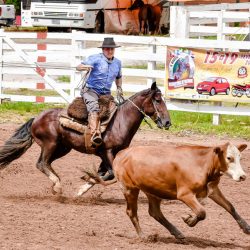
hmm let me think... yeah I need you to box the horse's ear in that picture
[151,82,157,91]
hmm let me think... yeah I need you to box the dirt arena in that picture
[0,123,249,250]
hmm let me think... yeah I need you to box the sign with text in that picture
[165,47,250,102]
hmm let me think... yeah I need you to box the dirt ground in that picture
[0,123,249,250]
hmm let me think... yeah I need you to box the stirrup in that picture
[91,134,103,147]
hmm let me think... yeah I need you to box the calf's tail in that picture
[0,118,35,168]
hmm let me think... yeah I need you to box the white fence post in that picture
[147,42,156,87]
[216,9,226,124]
[213,113,221,126]
[70,30,76,100]
[217,10,226,40]
[170,6,189,38]
[72,30,86,99]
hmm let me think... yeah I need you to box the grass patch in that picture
[4,26,48,32]
[125,63,165,70]
[1,102,249,140]
[3,89,70,96]
[0,102,65,113]
[141,110,250,140]
[57,76,70,83]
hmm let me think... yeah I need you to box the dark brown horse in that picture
[129,0,162,35]
[0,82,171,196]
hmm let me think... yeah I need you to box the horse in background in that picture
[129,0,162,35]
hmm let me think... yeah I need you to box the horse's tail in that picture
[147,5,155,32]
[0,118,35,168]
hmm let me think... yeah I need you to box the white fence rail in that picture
[0,27,250,119]
[170,2,250,40]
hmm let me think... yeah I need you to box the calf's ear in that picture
[238,144,247,152]
[214,147,222,155]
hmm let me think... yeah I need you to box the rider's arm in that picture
[76,64,93,71]
[115,61,122,89]
[115,77,122,89]
[116,77,124,103]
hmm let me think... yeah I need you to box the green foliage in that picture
[5,0,20,14]
[125,63,165,70]
[0,102,64,115]
[57,76,70,83]
[3,88,70,96]
[4,26,48,32]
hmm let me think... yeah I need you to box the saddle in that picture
[67,96,115,123]
[59,96,117,152]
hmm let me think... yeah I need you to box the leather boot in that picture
[88,112,103,146]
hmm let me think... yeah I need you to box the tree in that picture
[5,0,21,15]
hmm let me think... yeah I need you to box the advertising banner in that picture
[165,47,250,103]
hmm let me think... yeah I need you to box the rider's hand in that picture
[116,86,125,104]
[76,64,93,72]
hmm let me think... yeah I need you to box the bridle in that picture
[126,90,162,126]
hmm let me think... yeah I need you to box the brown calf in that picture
[88,142,249,239]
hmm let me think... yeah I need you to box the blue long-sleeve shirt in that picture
[82,53,122,95]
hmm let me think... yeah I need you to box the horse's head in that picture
[143,82,171,129]
[129,0,144,10]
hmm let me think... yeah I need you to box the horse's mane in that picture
[119,86,159,111]
[128,85,160,100]
[129,88,151,100]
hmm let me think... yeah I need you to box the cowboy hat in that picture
[98,37,121,48]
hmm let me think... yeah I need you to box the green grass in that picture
[0,102,249,140]
[3,89,70,96]
[141,110,250,140]
[125,63,165,70]
[57,76,70,83]
[0,102,65,123]
[4,26,48,32]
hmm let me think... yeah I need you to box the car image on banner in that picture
[196,77,230,96]
[165,47,250,103]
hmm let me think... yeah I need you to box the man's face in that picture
[103,47,115,60]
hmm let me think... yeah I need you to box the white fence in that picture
[0,7,250,121]
[0,30,168,103]
[170,2,250,40]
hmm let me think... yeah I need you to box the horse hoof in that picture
[52,184,62,195]
[243,225,250,234]
[175,233,185,240]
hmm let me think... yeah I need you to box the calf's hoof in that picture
[182,214,197,227]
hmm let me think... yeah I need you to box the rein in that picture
[77,68,92,89]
